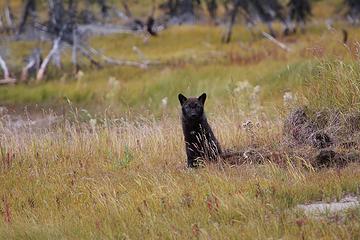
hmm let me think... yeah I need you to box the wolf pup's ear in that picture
[178,94,187,105]
[198,93,207,105]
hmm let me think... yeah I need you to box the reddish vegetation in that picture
[227,48,287,65]
[2,196,11,224]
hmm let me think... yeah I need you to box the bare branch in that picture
[122,1,132,18]
[262,32,291,52]
[77,46,102,68]
[132,46,147,63]
[84,45,150,69]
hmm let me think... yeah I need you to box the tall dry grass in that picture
[1,106,360,239]
[1,1,360,238]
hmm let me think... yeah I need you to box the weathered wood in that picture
[4,5,15,28]
[72,29,81,74]
[0,78,16,85]
[36,37,61,82]
[0,55,10,79]
[205,0,218,21]
[222,1,241,44]
[21,59,35,82]
[132,46,150,65]
[262,32,291,52]
[122,1,132,18]
[0,15,3,29]
[86,46,149,69]
[17,0,37,35]
[0,55,16,84]
[342,29,349,45]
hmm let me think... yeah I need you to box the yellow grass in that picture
[1,1,360,239]
[1,110,360,239]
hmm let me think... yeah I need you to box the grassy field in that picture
[3,25,360,113]
[1,0,360,239]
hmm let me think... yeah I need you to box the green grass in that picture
[4,23,360,114]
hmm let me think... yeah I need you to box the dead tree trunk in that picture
[344,0,360,25]
[0,15,3,30]
[21,60,35,82]
[180,0,195,15]
[166,0,179,16]
[0,55,16,84]
[287,0,312,34]
[21,48,42,82]
[4,5,15,29]
[222,0,241,43]
[205,0,218,22]
[122,1,133,18]
[72,29,80,74]
[17,0,37,35]
[163,0,199,24]
[36,38,61,83]
[97,0,110,20]
[0,55,10,79]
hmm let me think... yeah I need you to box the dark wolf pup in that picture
[178,93,223,168]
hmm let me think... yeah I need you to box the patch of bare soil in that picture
[0,106,61,132]
[298,195,360,215]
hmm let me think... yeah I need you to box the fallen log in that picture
[84,45,151,69]
[0,78,16,85]
[77,46,102,68]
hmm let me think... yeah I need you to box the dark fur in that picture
[178,93,222,168]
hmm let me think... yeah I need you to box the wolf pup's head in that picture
[178,93,207,121]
